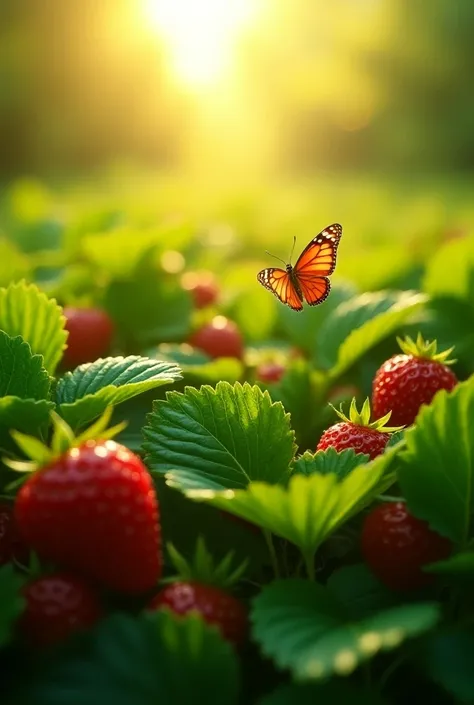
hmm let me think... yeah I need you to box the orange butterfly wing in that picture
[257,268,303,311]
[294,223,342,306]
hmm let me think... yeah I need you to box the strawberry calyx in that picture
[162,536,248,589]
[329,397,404,433]
[4,406,127,476]
[396,333,456,365]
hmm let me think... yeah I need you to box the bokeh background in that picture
[1,0,473,289]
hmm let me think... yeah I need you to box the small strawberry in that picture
[189,316,243,359]
[256,361,286,383]
[372,334,458,427]
[316,398,402,460]
[361,501,452,591]
[181,271,220,309]
[20,573,102,647]
[63,307,114,368]
[10,409,162,595]
[148,538,248,646]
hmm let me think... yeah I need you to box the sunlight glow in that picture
[143,0,257,87]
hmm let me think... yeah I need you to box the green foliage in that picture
[0,398,53,451]
[259,682,387,705]
[20,611,240,705]
[0,332,50,400]
[0,565,24,647]
[251,579,439,680]
[292,448,370,479]
[397,376,474,545]
[184,444,399,565]
[327,564,399,618]
[104,273,192,348]
[421,629,474,703]
[143,381,295,491]
[423,237,474,302]
[0,280,66,374]
[327,291,428,379]
[56,356,182,429]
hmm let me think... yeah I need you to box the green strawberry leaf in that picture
[423,236,474,302]
[0,280,66,374]
[0,398,54,452]
[263,359,321,451]
[20,610,239,705]
[184,443,399,566]
[292,448,370,479]
[420,628,474,703]
[251,579,439,681]
[327,564,399,619]
[0,332,50,400]
[278,281,358,357]
[397,377,474,545]
[143,382,295,491]
[326,291,428,379]
[259,681,387,705]
[232,285,278,343]
[0,238,30,286]
[424,551,474,576]
[104,274,192,347]
[0,564,25,647]
[56,356,182,430]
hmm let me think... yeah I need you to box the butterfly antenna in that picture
[288,236,297,265]
[265,250,287,267]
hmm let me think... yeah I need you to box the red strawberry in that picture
[0,501,29,566]
[63,307,114,368]
[256,361,285,383]
[361,502,452,591]
[317,398,402,460]
[148,539,248,646]
[372,334,458,427]
[20,573,102,647]
[14,438,162,594]
[181,271,220,309]
[189,316,243,359]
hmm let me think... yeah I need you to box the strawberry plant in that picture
[1,193,474,705]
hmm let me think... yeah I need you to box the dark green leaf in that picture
[0,332,50,400]
[259,681,387,705]
[327,564,399,619]
[104,275,192,347]
[0,564,24,647]
[143,382,295,491]
[0,280,67,374]
[424,551,474,575]
[292,448,370,479]
[185,444,399,561]
[423,236,474,302]
[252,579,439,681]
[56,356,182,429]
[279,281,357,357]
[327,291,428,379]
[421,629,474,702]
[397,377,474,545]
[20,610,239,705]
[0,398,54,451]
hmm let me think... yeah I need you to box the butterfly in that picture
[257,223,342,311]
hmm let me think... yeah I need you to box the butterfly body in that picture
[257,223,342,311]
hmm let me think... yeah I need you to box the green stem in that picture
[263,530,280,579]
[378,652,406,692]
[304,552,315,581]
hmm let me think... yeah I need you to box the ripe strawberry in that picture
[256,361,285,383]
[361,502,452,591]
[181,271,219,309]
[148,539,248,646]
[372,334,458,427]
[317,398,402,460]
[20,573,102,647]
[63,307,114,368]
[12,413,162,595]
[0,501,29,567]
[189,316,243,359]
